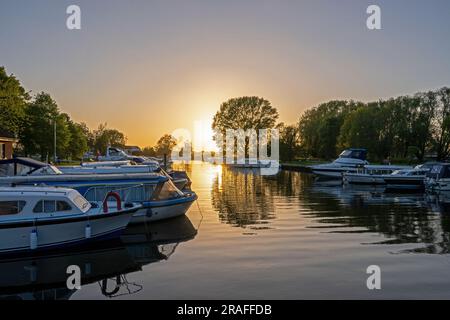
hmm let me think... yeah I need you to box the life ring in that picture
[103,191,122,213]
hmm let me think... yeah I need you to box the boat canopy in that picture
[339,149,367,161]
[427,164,450,179]
[0,157,49,176]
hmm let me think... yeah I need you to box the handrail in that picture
[82,183,145,213]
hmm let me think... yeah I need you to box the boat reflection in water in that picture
[0,215,197,300]
[305,179,450,254]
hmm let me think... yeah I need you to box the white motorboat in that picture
[0,158,196,222]
[0,186,141,254]
[343,165,412,185]
[59,164,188,191]
[310,149,369,179]
[98,147,169,166]
[383,164,433,192]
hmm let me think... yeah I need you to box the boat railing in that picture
[82,183,148,205]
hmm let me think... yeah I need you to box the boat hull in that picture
[384,176,425,191]
[0,208,137,254]
[130,193,198,223]
[311,167,356,179]
[343,173,386,185]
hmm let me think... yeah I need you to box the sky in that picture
[1,0,450,148]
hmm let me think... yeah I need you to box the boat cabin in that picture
[339,149,367,161]
[0,157,61,177]
[0,187,91,219]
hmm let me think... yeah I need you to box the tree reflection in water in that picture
[302,179,450,254]
[211,166,278,228]
[211,166,450,254]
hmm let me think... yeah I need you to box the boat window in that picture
[33,200,43,213]
[339,150,352,158]
[0,201,26,215]
[44,200,56,213]
[33,200,72,213]
[33,200,55,213]
[57,201,72,211]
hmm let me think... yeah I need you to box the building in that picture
[0,130,17,159]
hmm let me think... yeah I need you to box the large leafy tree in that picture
[299,100,361,159]
[92,123,127,155]
[277,122,300,161]
[0,66,29,136]
[20,92,71,161]
[431,87,450,160]
[65,119,89,159]
[213,96,278,131]
[155,134,177,156]
[212,97,278,158]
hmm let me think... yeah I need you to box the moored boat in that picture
[0,157,196,223]
[425,163,450,192]
[309,149,369,179]
[343,165,412,185]
[384,165,433,192]
[0,186,141,254]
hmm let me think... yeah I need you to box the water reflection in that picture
[209,165,450,254]
[211,166,277,228]
[0,215,197,300]
[303,179,450,254]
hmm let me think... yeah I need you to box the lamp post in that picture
[54,119,57,163]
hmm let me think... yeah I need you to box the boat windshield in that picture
[339,149,366,160]
[29,165,63,175]
[153,180,184,201]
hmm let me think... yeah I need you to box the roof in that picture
[0,186,75,195]
[0,129,16,141]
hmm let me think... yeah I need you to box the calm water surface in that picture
[3,162,450,299]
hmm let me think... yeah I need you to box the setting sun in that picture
[193,117,218,152]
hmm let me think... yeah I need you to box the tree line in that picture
[299,88,450,162]
[0,66,181,162]
[212,89,450,163]
[0,66,127,161]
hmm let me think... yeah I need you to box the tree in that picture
[78,122,95,150]
[142,146,157,157]
[155,134,177,156]
[92,123,127,155]
[66,120,88,159]
[0,66,29,136]
[212,97,279,158]
[337,104,384,160]
[277,122,300,161]
[299,100,361,159]
[20,92,71,161]
[213,96,278,131]
[431,88,450,160]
